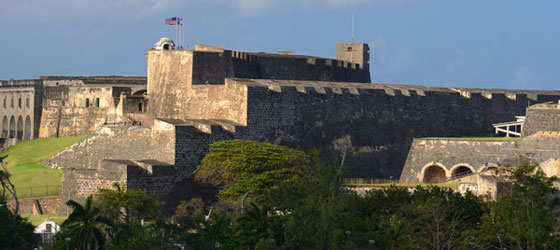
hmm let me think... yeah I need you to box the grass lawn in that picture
[1,136,85,198]
[421,137,520,141]
[343,182,460,189]
[21,213,67,226]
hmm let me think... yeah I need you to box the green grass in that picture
[421,137,520,141]
[21,213,67,226]
[343,182,460,189]
[1,136,85,198]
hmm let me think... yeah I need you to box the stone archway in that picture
[9,116,15,138]
[133,89,147,96]
[17,116,23,140]
[421,164,448,183]
[24,116,31,140]
[450,164,475,178]
[1,116,7,138]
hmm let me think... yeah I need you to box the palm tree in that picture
[63,195,112,250]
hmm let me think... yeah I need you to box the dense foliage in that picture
[194,140,310,206]
[18,140,560,249]
[0,198,35,249]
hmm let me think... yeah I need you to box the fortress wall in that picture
[515,132,560,164]
[147,50,193,119]
[127,162,177,198]
[400,139,517,183]
[39,86,133,138]
[192,50,232,85]
[49,125,176,215]
[174,125,237,178]
[147,51,249,125]
[38,107,107,138]
[186,82,248,126]
[522,106,560,137]
[42,125,176,169]
[253,55,370,83]
[238,81,560,179]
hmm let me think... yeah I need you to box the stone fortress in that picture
[0,76,146,147]
[2,37,560,215]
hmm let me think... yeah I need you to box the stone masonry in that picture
[35,39,560,215]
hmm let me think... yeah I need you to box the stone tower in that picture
[336,43,370,70]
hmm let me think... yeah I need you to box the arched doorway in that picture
[17,116,23,140]
[1,117,7,138]
[24,116,31,140]
[9,116,15,138]
[450,165,474,178]
[422,165,447,183]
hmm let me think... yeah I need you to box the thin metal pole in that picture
[351,13,354,43]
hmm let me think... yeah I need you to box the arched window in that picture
[24,116,32,140]
[1,117,7,138]
[16,116,23,140]
[9,116,15,138]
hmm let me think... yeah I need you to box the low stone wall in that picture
[7,196,60,215]
[400,139,517,183]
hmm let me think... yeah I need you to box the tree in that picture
[0,197,35,249]
[473,163,560,249]
[184,212,236,249]
[282,152,350,250]
[0,156,19,214]
[171,197,207,227]
[96,183,160,223]
[235,203,286,249]
[63,196,112,250]
[194,140,310,207]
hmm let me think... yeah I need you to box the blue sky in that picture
[0,0,559,90]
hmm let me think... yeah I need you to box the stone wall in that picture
[38,86,140,138]
[42,124,175,170]
[7,196,60,215]
[522,103,560,137]
[39,106,108,138]
[400,139,517,182]
[0,79,42,140]
[237,79,560,179]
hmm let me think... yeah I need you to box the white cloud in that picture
[371,34,413,77]
[0,0,181,21]
[0,0,417,21]
[512,66,538,87]
[444,50,464,73]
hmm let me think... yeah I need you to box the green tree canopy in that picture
[474,163,560,249]
[63,196,112,250]
[96,183,161,223]
[194,140,310,206]
[0,197,35,249]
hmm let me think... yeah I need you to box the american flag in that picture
[165,17,183,26]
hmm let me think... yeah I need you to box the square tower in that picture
[336,43,370,70]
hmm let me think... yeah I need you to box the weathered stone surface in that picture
[7,196,60,215]
[522,102,560,137]
[400,139,517,183]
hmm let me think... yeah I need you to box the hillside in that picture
[0,136,85,198]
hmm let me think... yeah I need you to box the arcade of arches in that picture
[421,164,477,183]
[1,115,32,140]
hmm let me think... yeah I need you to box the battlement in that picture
[40,76,146,87]
[0,79,41,88]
